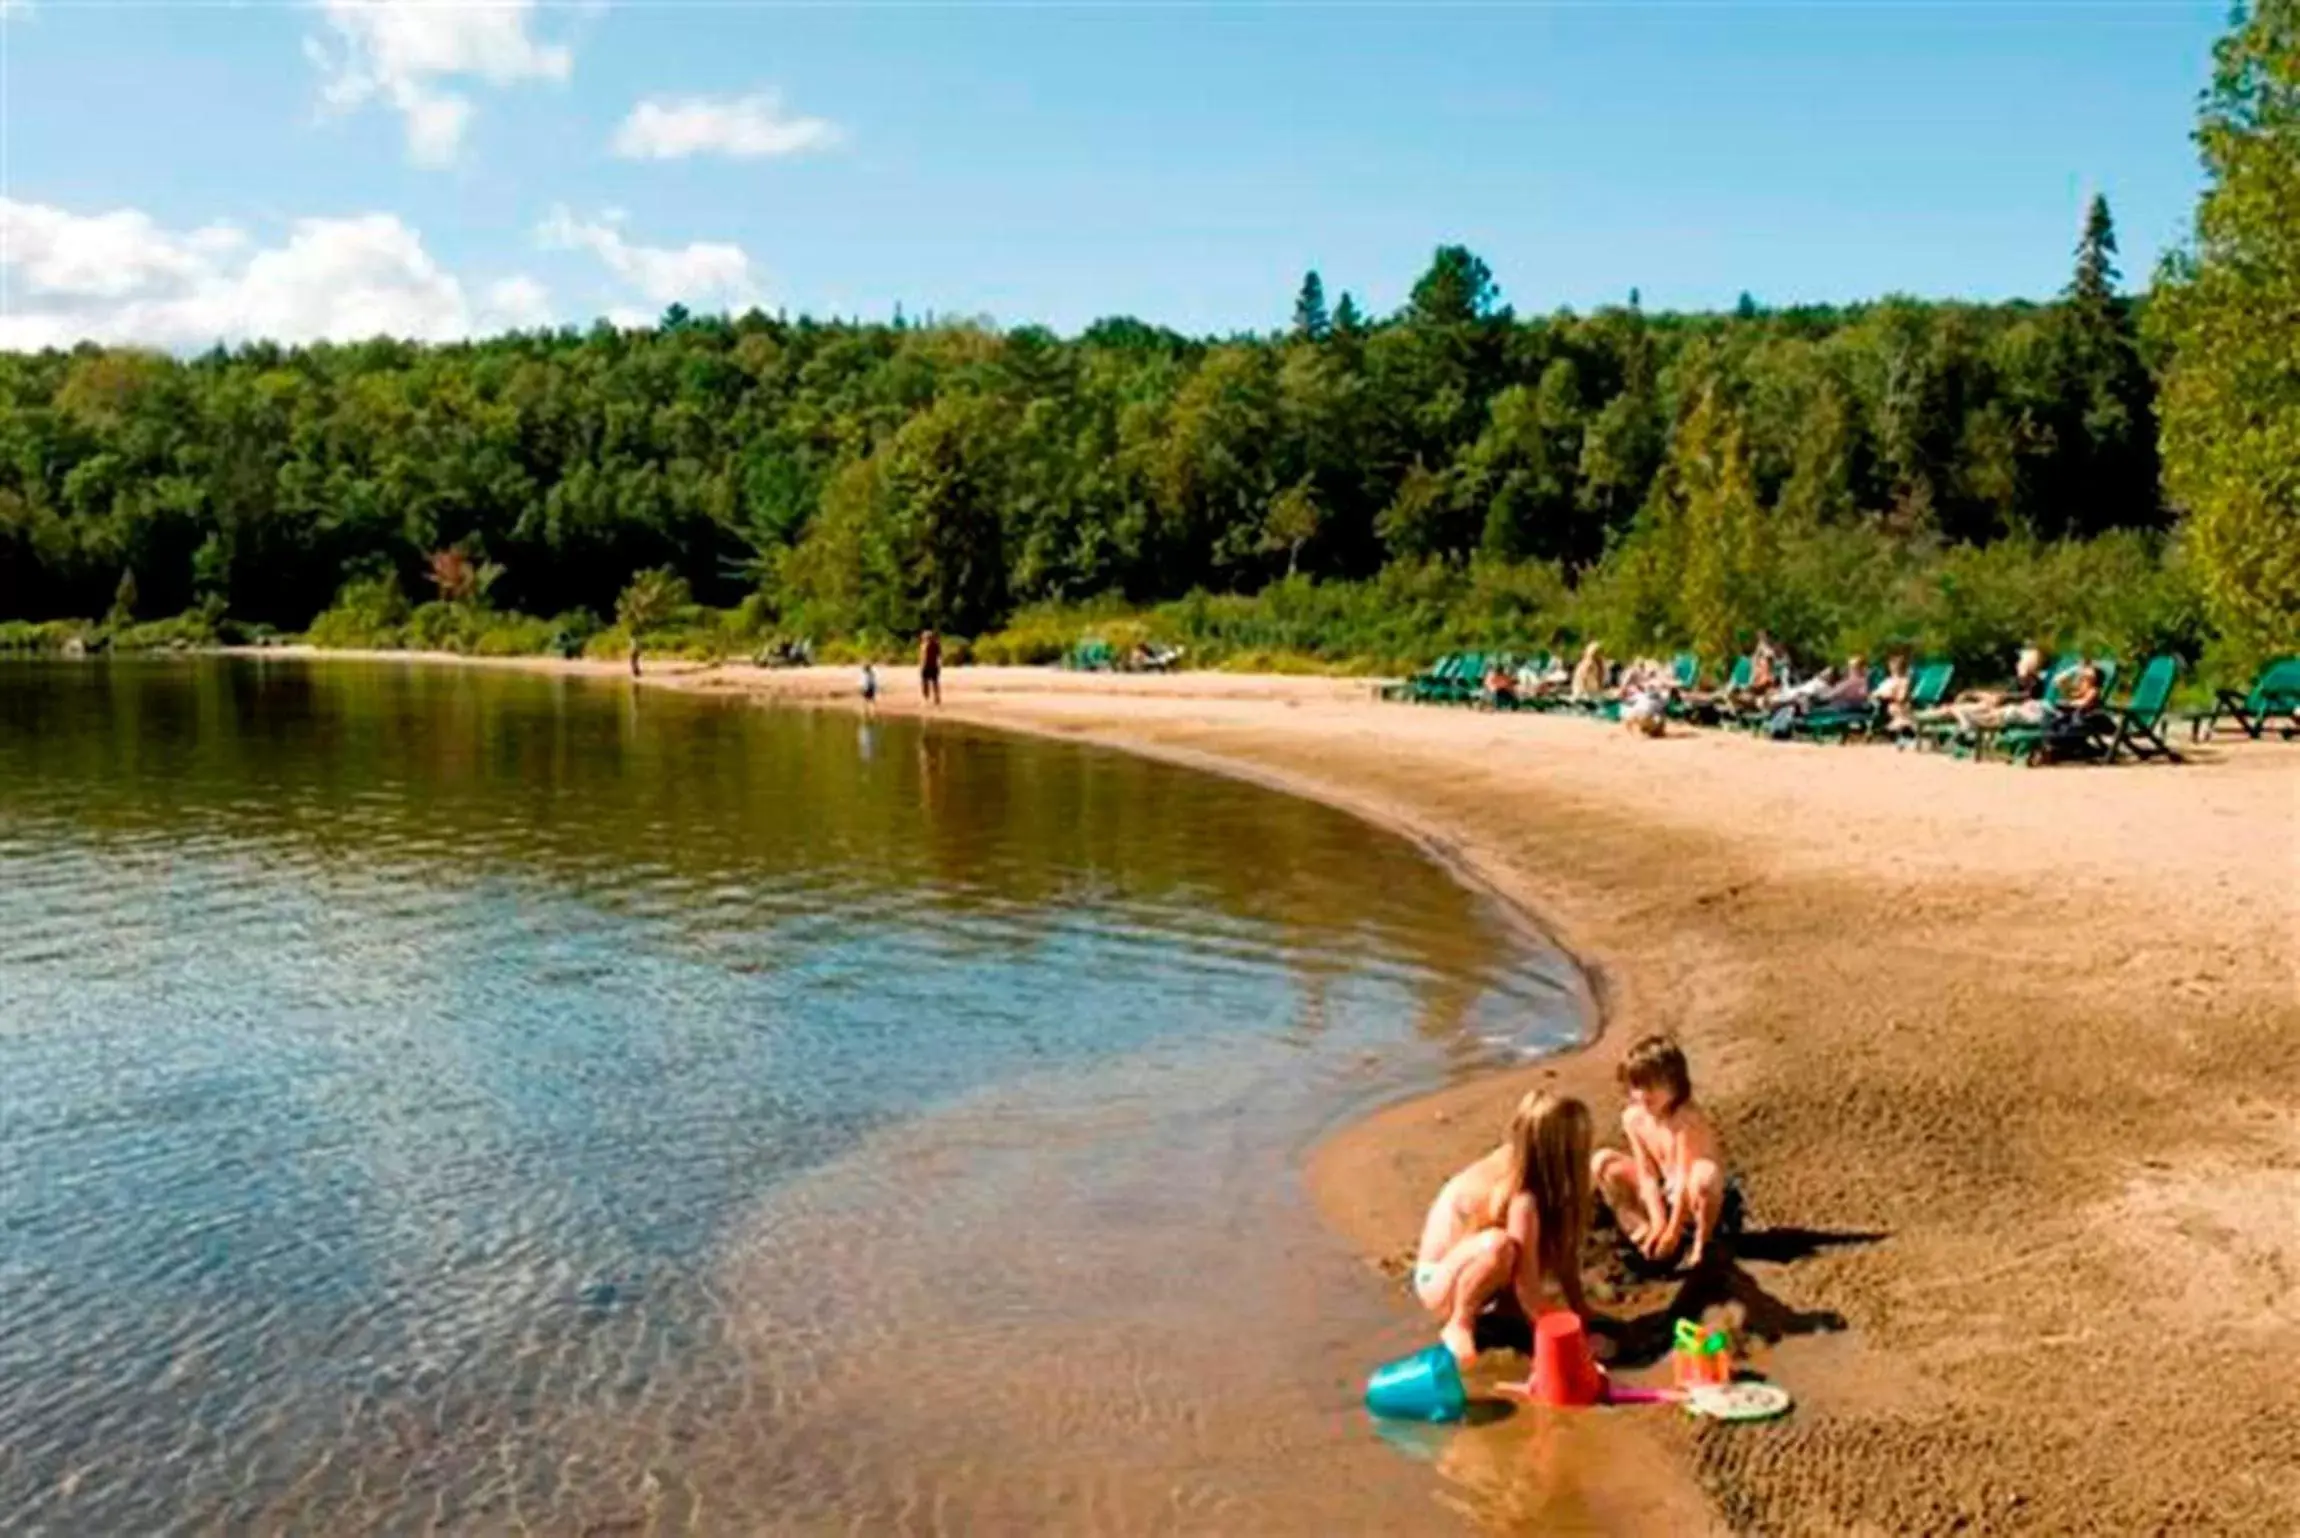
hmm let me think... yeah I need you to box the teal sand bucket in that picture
[1364,1344,1467,1423]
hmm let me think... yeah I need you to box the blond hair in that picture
[1490,1090,1593,1309]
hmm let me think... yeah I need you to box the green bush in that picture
[0,620,91,653]
[305,575,412,650]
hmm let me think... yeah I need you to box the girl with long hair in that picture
[1411,1090,1593,1365]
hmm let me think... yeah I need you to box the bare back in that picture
[1416,1148,1508,1266]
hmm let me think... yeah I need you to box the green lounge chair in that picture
[1991,657,2125,765]
[1382,652,1456,702]
[1388,652,1467,703]
[2001,655,2178,766]
[1426,652,1486,705]
[2097,655,2184,764]
[2192,655,2300,742]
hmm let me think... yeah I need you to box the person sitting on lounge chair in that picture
[1481,660,1518,710]
[1873,654,1917,737]
[1747,632,1783,697]
[1569,643,1607,706]
[1608,657,1672,737]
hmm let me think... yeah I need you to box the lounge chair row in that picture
[1379,649,2300,766]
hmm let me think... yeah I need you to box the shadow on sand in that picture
[1471,1224,1885,1366]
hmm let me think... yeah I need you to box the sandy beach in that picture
[243,650,2300,1531]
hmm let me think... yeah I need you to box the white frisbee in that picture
[1683,1381,1793,1423]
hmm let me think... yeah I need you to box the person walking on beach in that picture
[918,629,943,706]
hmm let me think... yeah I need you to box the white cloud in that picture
[0,197,551,350]
[482,274,555,331]
[537,206,759,310]
[307,0,572,167]
[611,92,838,162]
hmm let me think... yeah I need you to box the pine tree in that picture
[2047,193,2158,537]
[1331,291,1367,337]
[1291,270,1330,341]
[2068,193,2120,317]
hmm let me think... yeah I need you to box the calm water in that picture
[0,659,1584,1533]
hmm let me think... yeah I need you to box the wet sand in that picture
[245,652,2300,1532]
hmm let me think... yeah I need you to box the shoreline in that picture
[218,648,2300,1531]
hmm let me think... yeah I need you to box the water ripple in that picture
[0,659,1584,1533]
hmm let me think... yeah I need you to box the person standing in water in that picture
[918,629,943,706]
[860,660,879,715]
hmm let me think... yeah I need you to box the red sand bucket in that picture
[1528,1312,1605,1407]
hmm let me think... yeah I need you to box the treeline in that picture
[0,229,2162,638]
[1,0,2292,679]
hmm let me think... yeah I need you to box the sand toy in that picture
[1364,1343,1467,1423]
[1683,1380,1793,1422]
[1672,1319,1734,1388]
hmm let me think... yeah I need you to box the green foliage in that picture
[2151,0,2300,668]
[305,573,413,648]
[616,567,693,636]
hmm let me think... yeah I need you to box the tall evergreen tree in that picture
[1291,270,1331,342]
[2068,193,2121,317]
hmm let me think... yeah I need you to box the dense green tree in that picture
[2152,0,2300,663]
[1407,246,1503,328]
[0,242,2195,654]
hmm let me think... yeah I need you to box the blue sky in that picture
[0,1,2230,349]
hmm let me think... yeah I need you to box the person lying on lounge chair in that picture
[1517,655,1569,703]
[1926,647,2044,728]
[1948,653,2093,734]
[1481,660,1518,710]
[1770,654,1867,713]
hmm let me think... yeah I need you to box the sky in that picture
[0,0,2233,351]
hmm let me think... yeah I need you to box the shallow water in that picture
[0,659,1586,1533]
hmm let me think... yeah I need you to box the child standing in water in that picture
[1592,1035,1739,1272]
[1413,1091,1593,1366]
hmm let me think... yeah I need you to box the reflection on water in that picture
[0,659,1584,1532]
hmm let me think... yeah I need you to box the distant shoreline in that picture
[217,647,2300,1533]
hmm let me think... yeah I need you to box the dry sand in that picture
[251,651,2300,1531]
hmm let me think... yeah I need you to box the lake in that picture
[0,658,1585,1533]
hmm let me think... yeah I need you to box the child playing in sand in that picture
[1413,1090,1593,1365]
[1592,1035,1739,1272]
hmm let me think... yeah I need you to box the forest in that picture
[1,1,2292,682]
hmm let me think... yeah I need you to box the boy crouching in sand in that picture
[1592,1035,1740,1272]
[1412,1091,1594,1365]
